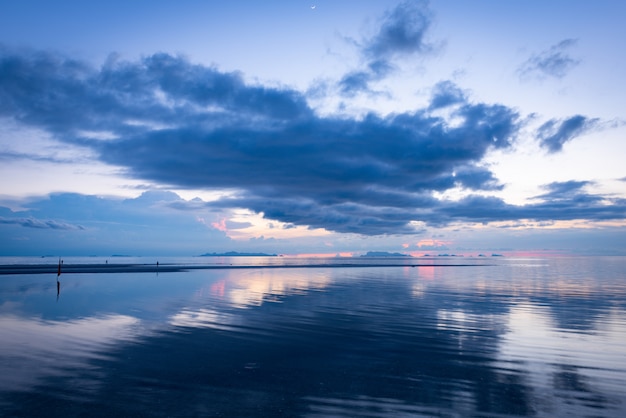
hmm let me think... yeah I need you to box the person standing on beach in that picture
[56,258,61,300]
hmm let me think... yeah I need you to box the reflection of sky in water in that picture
[0,257,625,416]
[0,314,140,397]
[205,268,332,308]
[499,304,626,415]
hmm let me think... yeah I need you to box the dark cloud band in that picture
[0,45,619,235]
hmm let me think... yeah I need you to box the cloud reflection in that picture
[167,269,333,336]
[221,269,332,308]
[0,314,140,394]
[169,308,241,332]
[499,304,626,414]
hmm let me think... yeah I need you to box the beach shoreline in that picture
[0,262,488,275]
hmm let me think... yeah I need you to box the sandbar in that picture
[0,262,487,275]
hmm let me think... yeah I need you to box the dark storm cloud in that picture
[438,182,625,225]
[212,194,432,235]
[0,48,311,136]
[92,96,519,234]
[0,44,622,235]
[536,115,598,153]
[0,46,520,235]
[101,102,515,190]
[518,39,580,80]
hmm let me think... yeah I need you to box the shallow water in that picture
[1,256,625,417]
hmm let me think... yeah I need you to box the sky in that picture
[1,0,625,256]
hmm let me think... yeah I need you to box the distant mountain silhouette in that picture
[199,251,277,257]
[360,251,412,257]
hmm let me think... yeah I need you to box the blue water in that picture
[1,256,625,417]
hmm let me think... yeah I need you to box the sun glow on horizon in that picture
[210,210,331,241]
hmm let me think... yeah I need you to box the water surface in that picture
[1,256,625,416]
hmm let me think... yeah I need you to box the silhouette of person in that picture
[56,258,62,301]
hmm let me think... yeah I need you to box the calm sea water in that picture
[1,256,625,417]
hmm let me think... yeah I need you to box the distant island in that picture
[198,251,278,257]
[360,251,412,257]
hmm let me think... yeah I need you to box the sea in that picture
[0,255,625,417]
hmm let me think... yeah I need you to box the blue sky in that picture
[1,0,625,256]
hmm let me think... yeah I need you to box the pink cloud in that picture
[211,218,228,232]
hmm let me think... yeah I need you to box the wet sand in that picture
[0,262,484,275]
[0,263,183,275]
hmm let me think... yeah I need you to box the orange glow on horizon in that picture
[415,238,452,248]
[417,265,436,280]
